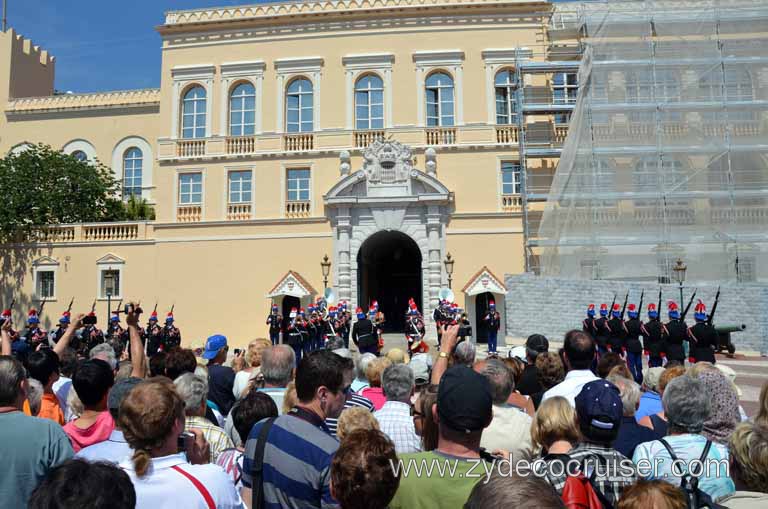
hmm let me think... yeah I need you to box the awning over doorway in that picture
[462,266,507,296]
[266,271,317,299]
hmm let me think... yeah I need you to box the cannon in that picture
[714,324,745,356]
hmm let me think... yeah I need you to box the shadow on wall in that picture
[0,244,56,331]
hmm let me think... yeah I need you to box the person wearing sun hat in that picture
[202,334,236,416]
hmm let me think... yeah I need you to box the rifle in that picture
[66,297,74,314]
[38,298,47,316]
[114,299,123,314]
[169,304,175,315]
[681,289,697,321]
[707,286,721,326]
[620,291,629,319]
[90,300,97,313]
[637,290,644,319]
[607,293,617,319]
[657,288,662,319]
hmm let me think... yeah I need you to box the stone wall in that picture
[504,274,768,355]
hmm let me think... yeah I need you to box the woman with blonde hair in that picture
[119,380,245,508]
[530,395,581,488]
[361,357,392,410]
[337,406,380,441]
[232,338,272,400]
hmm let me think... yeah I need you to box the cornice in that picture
[5,89,160,115]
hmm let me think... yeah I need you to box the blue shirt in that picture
[76,430,132,464]
[242,409,339,508]
[613,416,661,458]
[636,390,663,421]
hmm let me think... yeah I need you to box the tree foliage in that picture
[0,144,123,242]
[122,195,156,221]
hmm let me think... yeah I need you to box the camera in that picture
[82,314,97,326]
[234,348,242,356]
[124,303,143,315]
[177,431,195,453]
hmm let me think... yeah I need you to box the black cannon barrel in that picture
[715,324,746,333]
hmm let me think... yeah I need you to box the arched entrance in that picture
[357,231,422,333]
[280,296,300,331]
[474,292,494,344]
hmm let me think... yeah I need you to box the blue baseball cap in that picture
[202,334,228,359]
[575,380,622,441]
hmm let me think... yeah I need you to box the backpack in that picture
[561,455,613,509]
[657,438,727,509]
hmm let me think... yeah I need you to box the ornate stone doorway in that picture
[357,230,422,333]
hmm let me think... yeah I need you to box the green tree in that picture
[0,144,124,242]
[123,195,156,220]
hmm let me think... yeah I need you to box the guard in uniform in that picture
[607,303,627,355]
[433,300,446,348]
[593,303,611,355]
[161,312,182,351]
[51,311,71,344]
[3,307,29,362]
[23,309,49,351]
[284,308,304,366]
[688,300,718,364]
[624,304,643,383]
[640,303,666,368]
[305,306,319,356]
[146,311,163,357]
[352,307,377,356]
[664,301,688,364]
[583,304,597,338]
[372,301,386,351]
[266,304,282,345]
[484,300,501,354]
[323,306,341,346]
[405,301,425,354]
[107,312,128,343]
[340,302,351,348]
[82,312,105,354]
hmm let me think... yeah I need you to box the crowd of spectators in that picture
[2,303,768,509]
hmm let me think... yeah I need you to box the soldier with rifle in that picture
[624,292,644,384]
[641,290,666,367]
[583,304,597,337]
[607,294,629,355]
[161,307,182,351]
[2,300,28,361]
[594,302,612,355]
[106,299,127,343]
[405,300,425,354]
[323,306,342,347]
[306,305,320,355]
[145,306,163,357]
[664,297,694,365]
[51,298,74,347]
[352,306,377,356]
[483,300,501,355]
[23,304,49,351]
[688,290,720,364]
[284,307,305,366]
[266,304,282,345]
[339,301,351,348]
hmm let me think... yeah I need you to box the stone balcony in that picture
[30,222,153,244]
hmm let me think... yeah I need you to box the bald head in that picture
[454,341,476,366]
[563,330,596,370]
[261,345,295,387]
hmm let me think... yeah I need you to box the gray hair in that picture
[261,345,295,387]
[174,373,209,414]
[0,356,26,406]
[27,378,44,416]
[454,341,476,366]
[480,359,514,405]
[663,375,711,434]
[382,363,414,402]
[90,343,117,371]
[356,353,377,381]
[326,337,345,351]
[607,375,641,417]
[332,348,352,359]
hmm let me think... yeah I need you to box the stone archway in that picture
[324,140,452,339]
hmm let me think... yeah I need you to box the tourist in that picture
[637,365,686,435]
[282,380,298,415]
[549,379,638,505]
[414,384,439,451]
[616,480,686,509]
[326,354,375,435]
[517,333,549,395]
[203,334,236,415]
[756,381,768,427]
[26,378,43,415]
[232,338,271,400]
[531,396,580,488]
[164,347,198,380]
[597,351,628,378]
[26,348,65,424]
[149,351,167,377]
[257,344,296,414]
[76,377,142,463]
[242,350,347,508]
[477,358,533,459]
[175,372,234,463]
[385,347,408,365]
[53,347,77,421]
[409,354,431,392]
[464,469,565,509]
[0,354,74,507]
[453,339,476,367]
[337,406,380,440]
[351,352,376,392]
[361,356,392,410]
[330,429,400,509]
[64,359,116,452]
[542,330,599,406]
[500,356,536,417]
[531,351,565,409]
[389,365,493,508]
[633,375,734,500]
[636,366,665,420]
[90,342,119,374]
[698,370,740,445]
[28,458,136,509]
[608,374,661,458]
[119,379,244,508]
[374,363,421,453]
[718,421,768,508]
[216,391,278,491]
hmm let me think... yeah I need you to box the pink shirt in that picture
[63,411,115,452]
[361,387,387,411]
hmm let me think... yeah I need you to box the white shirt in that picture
[374,401,422,454]
[542,369,599,406]
[481,405,533,459]
[120,453,245,509]
[232,368,260,400]
[76,430,132,464]
[52,376,73,421]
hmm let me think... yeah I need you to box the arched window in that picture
[229,82,256,136]
[355,74,384,130]
[425,72,454,127]
[633,157,687,206]
[181,86,207,139]
[123,147,143,199]
[495,69,517,125]
[71,150,88,162]
[286,78,313,133]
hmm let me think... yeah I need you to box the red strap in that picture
[171,465,216,509]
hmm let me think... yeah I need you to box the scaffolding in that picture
[537,0,768,283]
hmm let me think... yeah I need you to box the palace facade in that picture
[0,0,577,345]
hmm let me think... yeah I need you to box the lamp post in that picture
[672,258,687,307]
[320,254,331,290]
[104,272,114,325]
[443,252,455,290]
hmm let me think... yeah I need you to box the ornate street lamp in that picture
[320,254,331,290]
[672,258,687,307]
[104,272,115,325]
[444,252,455,289]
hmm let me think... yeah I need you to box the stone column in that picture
[426,205,442,310]
[336,207,353,303]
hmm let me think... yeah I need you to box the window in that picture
[574,159,616,207]
[700,68,754,121]
[100,269,120,299]
[580,259,600,280]
[286,78,313,133]
[72,150,88,162]
[286,169,310,202]
[633,158,687,206]
[355,75,384,130]
[122,147,143,199]
[626,70,654,123]
[657,257,673,284]
[425,72,455,127]
[553,72,578,124]
[737,256,756,283]
[501,161,521,195]
[229,82,256,136]
[178,173,203,205]
[181,86,207,139]
[228,171,252,204]
[495,70,517,125]
[36,270,56,299]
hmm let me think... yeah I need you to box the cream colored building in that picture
[0,0,574,346]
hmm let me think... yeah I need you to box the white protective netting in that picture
[538,0,768,283]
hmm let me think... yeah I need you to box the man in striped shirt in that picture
[325,353,374,435]
[242,350,348,508]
